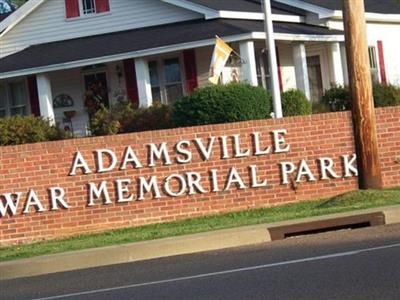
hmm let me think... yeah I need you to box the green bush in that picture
[312,102,331,114]
[0,115,67,146]
[321,84,400,112]
[373,84,400,107]
[321,86,351,112]
[126,102,173,132]
[281,89,312,116]
[89,101,134,136]
[172,83,272,127]
[89,101,173,136]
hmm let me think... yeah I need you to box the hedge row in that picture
[2,82,399,146]
[0,115,70,146]
[321,84,400,112]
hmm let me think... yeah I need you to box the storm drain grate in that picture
[268,212,385,241]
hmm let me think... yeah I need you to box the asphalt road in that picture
[1,223,400,300]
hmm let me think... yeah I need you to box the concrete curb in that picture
[1,205,399,280]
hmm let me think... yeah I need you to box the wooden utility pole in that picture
[342,0,383,189]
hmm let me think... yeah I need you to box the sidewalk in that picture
[1,205,399,280]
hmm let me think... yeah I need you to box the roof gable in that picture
[1,0,201,58]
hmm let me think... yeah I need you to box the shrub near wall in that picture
[0,115,67,146]
[281,89,312,117]
[89,101,173,136]
[0,107,399,245]
[172,83,272,127]
[321,84,400,112]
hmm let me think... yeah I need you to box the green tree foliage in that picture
[11,0,27,8]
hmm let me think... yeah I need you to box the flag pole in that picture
[262,0,283,118]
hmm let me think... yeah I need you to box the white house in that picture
[0,0,399,135]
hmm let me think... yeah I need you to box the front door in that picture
[307,56,323,102]
[84,72,109,113]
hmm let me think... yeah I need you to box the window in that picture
[9,81,28,115]
[0,84,7,118]
[82,0,96,15]
[0,80,29,118]
[256,48,271,90]
[65,0,110,19]
[148,57,184,105]
[164,58,183,105]
[149,61,162,103]
[368,46,379,83]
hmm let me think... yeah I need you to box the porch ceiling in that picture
[0,18,343,79]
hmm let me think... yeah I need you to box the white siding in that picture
[50,68,89,136]
[0,0,201,58]
[328,20,400,85]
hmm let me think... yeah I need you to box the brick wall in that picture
[1,107,399,245]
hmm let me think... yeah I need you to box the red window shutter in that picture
[96,0,110,13]
[27,76,40,117]
[65,0,80,18]
[183,49,198,93]
[276,46,283,92]
[123,59,139,108]
[377,41,387,84]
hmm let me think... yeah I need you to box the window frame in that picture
[255,48,271,91]
[0,82,8,117]
[80,0,96,16]
[65,0,112,20]
[147,54,186,105]
[368,45,380,83]
[0,78,31,118]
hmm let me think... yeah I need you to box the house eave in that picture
[273,0,335,19]
[217,11,305,23]
[329,10,400,23]
[274,0,400,23]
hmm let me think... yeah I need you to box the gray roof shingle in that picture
[186,0,400,14]
[300,0,400,14]
[0,18,343,75]
[187,0,306,15]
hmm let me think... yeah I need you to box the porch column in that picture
[292,43,311,100]
[330,42,345,86]
[340,43,349,85]
[134,57,153,108]
[36,74,55,125]
[239,41,258,86]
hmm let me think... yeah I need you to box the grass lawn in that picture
[1,187,399,262]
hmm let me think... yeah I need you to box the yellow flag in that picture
[208,37,233,85]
